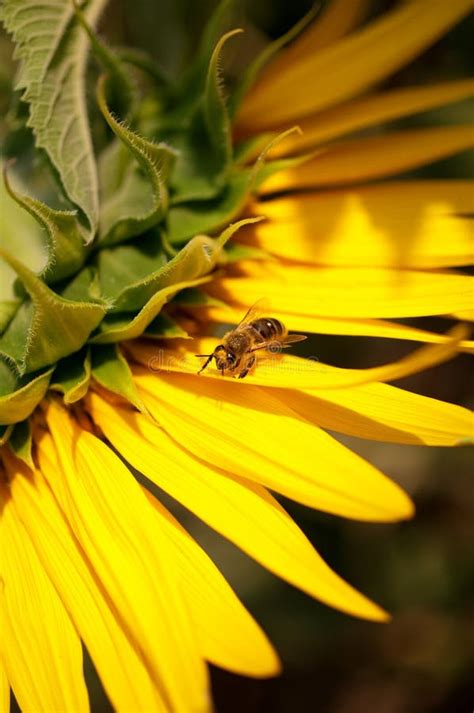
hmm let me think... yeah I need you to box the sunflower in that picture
[0,0,473,710]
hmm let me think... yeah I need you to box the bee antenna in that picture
[195,353,212,357]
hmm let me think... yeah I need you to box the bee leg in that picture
[238,354,256,379]
[197,354,213,374]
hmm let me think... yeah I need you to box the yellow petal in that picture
[193,302,474,352]
[131,369,414,522]
[11,447,169,713]
[286,383,474,446]
[0,474,89,713]
[0,659,9,713]
[43,401,211,713]
[237,0,473,129]
[261,127,474,193]
[210,264,474,318]
[248,182,474,269]
[266,79,474,157]
[143,488,281,677]
[87,392,390,621]
[126,326,466,390]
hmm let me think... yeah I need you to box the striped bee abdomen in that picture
[249,317,285,342]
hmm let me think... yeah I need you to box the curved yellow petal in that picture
[43,401,211,713]
[261,127,474,193]
[131,369,413,522]
[87,392,390,621]
[191,302,474,352]
[0,659,9,713]
[210,265,474,318]
[143,489,281,677]
[266,79,474,157]
[248,182,474,269]
[0,474,89,713]
[11,448,169,713]
[286,383,474,446]
[126,326,465,390]
[237,0,473,130]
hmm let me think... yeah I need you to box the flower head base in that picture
[0,0,473,710]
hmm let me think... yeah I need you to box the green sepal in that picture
[144,313,190,340]
[172,288,226,308]
[97,75,175,246]
[167,171,251,243]
[91,343,145,411]
[89,275,211,344]
[0,363,54,425]
[9,420,34,468]
[229,4,320,117]
[164,30,241,203]
[3,168,87,284]
[221,243,271,263]
[60,267,103,303]
[0,424,13,446]
[50,348,91,404]
[0,250,108,374]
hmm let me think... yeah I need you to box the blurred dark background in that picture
[2,1,473,712]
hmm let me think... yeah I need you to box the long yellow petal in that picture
[143,488,281,677]
[126,327,466,390]
[210,265,474,318]
[247,182,474,269]
[0,475,89,713]
[87,392,390,621]
[43,401,211,713]
[237,0,473,129]
[265,79,474,157]
[191,302,474,352]
[11,447,169,713]
[0,659,9,713]
[286,384,474,446]
[131,369,414,522]
[261,127,474,192]
[263,0,372,71]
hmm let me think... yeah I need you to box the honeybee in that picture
[195,301,307,379]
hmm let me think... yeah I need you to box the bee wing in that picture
[235,298,270,330]
[281,334,307,345]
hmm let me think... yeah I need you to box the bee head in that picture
[213,345,237,371]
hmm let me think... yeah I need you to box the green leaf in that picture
[0,250,108,374]
[3,167,87,284]
[0,364,53,425]
[9,419,34,468]
[0,0,108,237]
[60,266,103,302]
[50,347,91,404]
[91,343,144,410]
[144,313,190,339]
[89,276,211,344]
[97,75,175,245]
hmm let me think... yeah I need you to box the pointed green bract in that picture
[0,250,107,374]
[9,419,34,467]
[97,75,175,245]
[0,0,107,238]
[0,364,54,425]
[3,168,87,284]
[91,343,145,410]
[50,348,91,404]
[144,313,190,340]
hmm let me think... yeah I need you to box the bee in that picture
[195,301,307,379]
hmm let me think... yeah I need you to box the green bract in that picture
[0,0,289,430]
